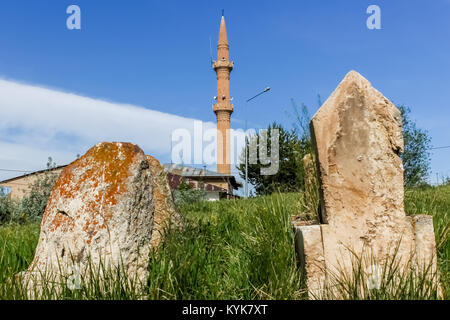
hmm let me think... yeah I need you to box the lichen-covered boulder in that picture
[21,142,181,295]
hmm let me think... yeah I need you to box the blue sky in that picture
[0,0,449,184]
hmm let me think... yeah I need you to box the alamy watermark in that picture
[66,264,82,290]
[366,264,382,290]
[366,5,381,30]
[67,5,81,30]
[171,121,279,175]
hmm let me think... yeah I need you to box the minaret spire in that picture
[213,14,234,175]
[217,15,229,59]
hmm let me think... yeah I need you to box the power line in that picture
[0,168,32,173]
[0,143,448,174]
[431,146,450,150]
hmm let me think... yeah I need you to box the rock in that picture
[294,71,441,298]
[147,155,183,248]
[294,224,326,298]
[311,70,414,274]
[302,153,319,218]
[412,215,438,269]
[21,142,181,296]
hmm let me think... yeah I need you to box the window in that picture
[0,186,11,197]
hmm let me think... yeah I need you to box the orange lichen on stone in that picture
[48,212,74,233]
[43,143,142,234]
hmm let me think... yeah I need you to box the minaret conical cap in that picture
[218,15,228,45]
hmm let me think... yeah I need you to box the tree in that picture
[237,122,304,196]
[237,100,431,196]
[397,105,432,187]
[237,98,317,196]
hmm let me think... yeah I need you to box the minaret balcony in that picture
[213,60,234,71]
[213,102,234,114]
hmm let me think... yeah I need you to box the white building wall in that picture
[205,191,221,202]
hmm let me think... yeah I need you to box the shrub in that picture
[0,157,58,225]
[0,195,19,224]
[19,169,58,221]
[172,180,206,207]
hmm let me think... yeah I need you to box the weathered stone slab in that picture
[294,71,441,298]
[302,153,319,218]
[412,215,438,270]
[293,224,326,299]
[311,71,416,270]
[411,214,442,297]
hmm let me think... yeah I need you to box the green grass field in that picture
[0,186,448,300]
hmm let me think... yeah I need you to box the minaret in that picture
[213,14,234,175]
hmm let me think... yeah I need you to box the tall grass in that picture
[146,193,305,299]
[0,223,39,299]
[320,243,442,300]
[0,193,305,300]
[0,186,448,300]
[404,185,450,298]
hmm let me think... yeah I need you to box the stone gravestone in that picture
[302,153,319,218]
[293,71,440,299]
[21,142,182,296]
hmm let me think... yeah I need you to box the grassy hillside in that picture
[0,187,448,300]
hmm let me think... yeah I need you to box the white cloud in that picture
[0,141,73,179]
[0,78,215,181]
